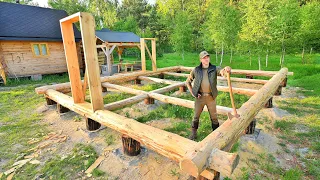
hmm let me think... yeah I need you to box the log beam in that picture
[180,68,288,178]
[139,76,258,96]
[35,67,180,94]
[179,66,293,77]
[44,89,238,177]
[163,72,269,85]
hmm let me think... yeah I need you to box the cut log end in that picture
[122,135,141,156]
[86,118,101,131]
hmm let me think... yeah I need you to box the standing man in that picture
[186,51,231,140]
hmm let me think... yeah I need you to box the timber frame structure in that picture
[35,13,293,179]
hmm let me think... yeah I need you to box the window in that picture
[31,43,49,57]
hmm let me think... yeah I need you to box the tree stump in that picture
[245,119,256,134]
[264,97,273,108]
[134,79,141,85]
[46,97,56,105]
[122,135,141,156]
[144,98,155,105]
[102,86,108,92]
[274,86,282,96]
[246,75,253,79]
[281,77,287,87]
[86,118,101,131]
[179,86,187,93]
[159,73,164,79]
[57,103,69,114]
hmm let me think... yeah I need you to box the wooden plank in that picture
[179,66,293,77]
[79,12,104,111]
[45,89,239,177]
[60,20,84,103]
[59,12,80,23]
[180,68,289,177]
[151,39,157,71]
[140,38,146,72]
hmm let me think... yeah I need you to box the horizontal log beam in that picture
[35,66,180,94]
[163,72,269,85]
[180,68,288,177]
[45,89,239,177]
[139,76,258,96]
[179,66,293,77]
[102,82,233,115]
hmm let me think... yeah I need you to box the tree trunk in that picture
[258,55,261,70]
[249,50,252,67]
[302,47,305,64]
[265,49,269,67]
[182,49,185,61]
[310,47,313,55]
[230,49,233,63]
[216,48,218,64]
[122,135,141,156]
[281,48,286,68]
[220,43,224,66]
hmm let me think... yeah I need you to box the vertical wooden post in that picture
[140,38,146,72]
[151,39,157,71]
[60,18,84,103]
[264,97,273,108]
[122,135,141,156]
[79,13,104,112]
[134,79,141,85]
[105,46,112,75]
[246,75,253,79]
[45,97,56,105]
[57,103,70,114]
[245,119,256,134]
[144,98,155,105]
[86,117,101,131]
[179,86,187,93]
[281,77,287,87]
[274,86,282,96]
[159,73,164,79]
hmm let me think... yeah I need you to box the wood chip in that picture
[29,160,41,165]
[6,172,15,180]
[85,155,105,174]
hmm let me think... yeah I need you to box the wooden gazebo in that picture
[95,28,156,75]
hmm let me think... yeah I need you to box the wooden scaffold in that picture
[35,12,293,179]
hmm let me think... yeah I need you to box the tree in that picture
[298,1,320,63]
[170,11,193,61]
[239,0,272,70]
[206,0,241,65]
[270,0,300,67]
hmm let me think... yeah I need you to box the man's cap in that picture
[199,51,210,59]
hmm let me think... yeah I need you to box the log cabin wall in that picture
[0,41,82,77]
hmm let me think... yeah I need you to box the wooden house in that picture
[0,2,82,81]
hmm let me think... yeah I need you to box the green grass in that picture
[12,144,99,179]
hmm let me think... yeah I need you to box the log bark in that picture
[44,89,239,178]
[180,68,288,178]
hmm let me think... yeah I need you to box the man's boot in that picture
[212,122,219,131]
[189,120,199,140]
[189,128,198,140]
